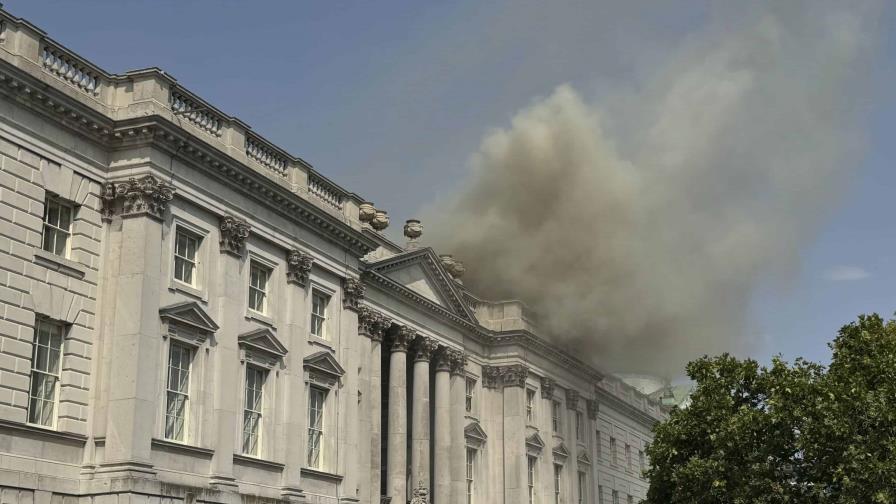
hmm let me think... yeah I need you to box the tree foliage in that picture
[645,314,896,504]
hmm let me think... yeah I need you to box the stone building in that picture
[0,7,664,504]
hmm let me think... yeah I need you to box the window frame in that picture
[306,385,327,469]
[27,318,65,428]
[241,365,267,456]
[551,400,562,433]
[610,436,618,466]
[577,471,587,504]
[466,446,476,504]
[575,410,584,442]
[625,443,632,471]
[465,376,477,415]
[310,289,330,340]
[164,340,194,442]
[173,227,201,288]
[527,455,537,504]
[41,196,74,258]
[248,260,272,315]
[526,388,536,424]
[553,463,562,504]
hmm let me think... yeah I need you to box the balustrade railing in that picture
[171,90,224,137]
[308,173,345,210]
[246,134,289,177]
[39,44,102,97]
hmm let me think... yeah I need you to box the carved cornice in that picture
[99,175,174,221]
[391,325,415,352]
[541,377,555,399]
[219,215,250,256]
[586,399,599,420]
[490,331,604,383]
[565,389,580,411]
[412,336,439,362]
[482,364,529,389]
[342,278,365,312]
[593,386,663,428]
[286,249,313,287]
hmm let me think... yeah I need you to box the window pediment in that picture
[160,301,219,336]
[553,441,570,462]
[526,432,545,453]
[465,421,488,448]
[304,351,345,388]
[238,328,288,366]
[577,448,591,466]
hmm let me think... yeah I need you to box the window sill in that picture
[308,335,334,352]
[246,310,276,328]
[168,280,207,302]
[33,249,87,279]
[233,453,285,470]
[151,438,214,457]
[301,467,343,482]
[0,418,87,444]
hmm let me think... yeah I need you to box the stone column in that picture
[411,336,438,496]
[587,398,600,504]
[566,389,581,502]
[366,312,390,504]
[100,176,173,476]
[496,365,529,504]
[281,249,314,501]
[210,215,251,489]
[434,349,460,504]
[337,278,365,503]
[449,352,467,504]
[387,325,413,503]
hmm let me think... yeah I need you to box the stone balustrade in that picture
[39,43,102,97]
[308,173,345,210]
[246,134,289,177]
[171,89,224,137]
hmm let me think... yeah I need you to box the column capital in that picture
[433,347,453,372]
[391,325,415,352]
[586,399,599,420]
[101,175,175,221]
[565,388,580,410]
[483,364,529,388]
[412,336,439,362]
[540,376,555,399]
[220,215,251,256]
[342,277,366,311]
[447,349,466,376]
[286,249,313,287]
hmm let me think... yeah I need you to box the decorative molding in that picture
[464,421,487,448]
[238,327,288,362]
[99,175,174,221]
[593,386,662,429]
[566,389,580,411]
[412,336,439,362]
[447,349,466,376]
[304,351,345,390]
[482,365,501,389]
[577,448,592,466]
[482,364,528,389]
[526,432,545,453]
[541,377,555,399]
[586,399,599,420]
[219,215,250,256]
[286,249,313,287]
[159,301,219,334]
[553,442,570,462]
[342,277,365,312]
[433,347,453,372]
[391,325,414,352]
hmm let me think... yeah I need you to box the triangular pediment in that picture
[553,442,570,460]
[304,351,346,378]
[160,301,219,333]
[465,422,488,443]
[577,448,591,466]
[365,248,476,323]
[238,328,287,357]
[526,432,546,450]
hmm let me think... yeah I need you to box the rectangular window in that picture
[553,464,562,504]
[527,456,537,504]
[626,444,632,471]
[639,449,645,475]
[465,377,476,414]
[173,230,200,286]
[612,490,619,504]
[165,342,192,441]
[598,486,604,504]
[241,366,266,456]
[576,411,584,442]
[42,197,72,257]
[577,471,587,504]
[551,400,561,432]
[466,447,476,504]
[310,291,329,338]
[248,262,270,314]
[526,388,536,423]
[610,437,617,465]
[28,319,64,426]
[627,496,633,504]
[307,387,326,468]
[596,430,602,459]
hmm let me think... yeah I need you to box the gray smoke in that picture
[424,1,880,375]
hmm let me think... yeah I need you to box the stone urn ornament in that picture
[404,219,423,249]
[359,201,376,223]
[371,209,390,231]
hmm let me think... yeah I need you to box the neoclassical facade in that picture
[0,8,664,504]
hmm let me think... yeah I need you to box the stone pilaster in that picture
[387,325,413,503]
[97,176,174,476]
[448,351,467,504]
[499,365,529,504]
[433,348,454,504]
[366,312,389,504]
[411,336,438,496]
[281,268,308,501]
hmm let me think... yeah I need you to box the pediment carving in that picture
[238,327,288,358]
[526,432,545,451]
[159,301,219,334]
[304,351,346,379]
[465,421,488,448]
[553,441,570,462]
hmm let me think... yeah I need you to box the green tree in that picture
[645,314,896,504]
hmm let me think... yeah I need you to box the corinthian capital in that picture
[220,215,251,256]
[391,325,415,352]
[102,175,175,221]
[412,336,439,362]
[447,349,466,376]
[286,249,313,287]
[566,389,580,410]
[541,377,555,399]
[342,278,365,312]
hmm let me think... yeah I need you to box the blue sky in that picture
[8,1,895,370]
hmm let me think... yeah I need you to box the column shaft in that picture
[449,359,467,504]
[370,339,383,503]
[433,361,452,504]
[386,329,410,502]
[411,337,436,494]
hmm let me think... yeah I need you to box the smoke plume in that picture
[424,1,880,375]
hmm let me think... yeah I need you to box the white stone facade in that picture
[0,8,664,504]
